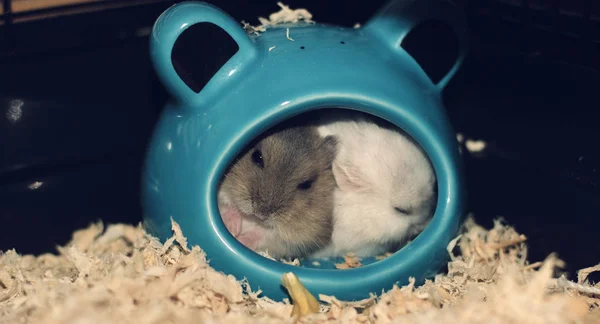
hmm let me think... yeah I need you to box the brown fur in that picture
[220,122,338,258]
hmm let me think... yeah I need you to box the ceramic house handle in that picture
[365,0,469,92]
[149,1,256,107]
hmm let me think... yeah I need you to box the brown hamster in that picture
[217,121,338,259]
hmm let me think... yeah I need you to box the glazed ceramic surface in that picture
[142,0,468,301]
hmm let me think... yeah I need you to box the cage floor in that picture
[1,215,599,323]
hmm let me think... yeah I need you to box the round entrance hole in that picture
[217,108,439,270]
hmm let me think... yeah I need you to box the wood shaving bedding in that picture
[242,2,314,36]
[376,252,393,261]
[256,251,300,266]
[262,248,390,269]
[1,214,599,323]
[335,253,363,269]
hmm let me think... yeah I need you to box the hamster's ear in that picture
[150,2,258,109]
[332,161,370,192]
[321,135,338,163]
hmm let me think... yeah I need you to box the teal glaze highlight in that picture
[142,0,469,302]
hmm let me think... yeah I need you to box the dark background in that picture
[1,0,599,281]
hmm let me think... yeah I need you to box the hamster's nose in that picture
[255,198,282,218]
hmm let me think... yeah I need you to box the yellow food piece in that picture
[281,272,320,317]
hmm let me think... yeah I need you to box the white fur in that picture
[310,112,437,258]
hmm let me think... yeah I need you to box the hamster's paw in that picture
[220,205,242,237]
[238,230,262,250]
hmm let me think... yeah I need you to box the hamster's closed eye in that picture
[394,206,411,215]
[297,178,315,190]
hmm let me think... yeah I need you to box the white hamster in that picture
[310,111,437,259]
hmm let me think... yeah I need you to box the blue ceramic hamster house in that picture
[142,0,468,301]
